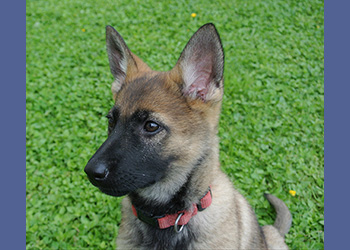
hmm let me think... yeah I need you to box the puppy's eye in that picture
[144,121,160,133]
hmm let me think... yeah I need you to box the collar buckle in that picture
[174,212,185,233]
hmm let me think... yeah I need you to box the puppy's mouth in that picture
[98,186,129,197]
[87,171,161,198]
[86,176,131,197]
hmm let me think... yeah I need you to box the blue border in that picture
[0,0,26,248]
[324,0,350,249]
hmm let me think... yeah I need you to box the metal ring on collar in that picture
[174,212,185,233]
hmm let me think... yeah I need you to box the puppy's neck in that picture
[128,148,218,217]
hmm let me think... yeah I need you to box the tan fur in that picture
[112,52,153,100]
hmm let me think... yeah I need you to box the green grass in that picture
[26,0,324,249]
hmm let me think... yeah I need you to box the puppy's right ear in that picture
[172,23,224,102]
[106,26,140,96]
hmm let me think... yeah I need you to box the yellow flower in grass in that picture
[289,190,296,196]
[82,28,86,32]
[191,13,197,18]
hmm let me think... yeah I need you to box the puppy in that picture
[85,23,292,249]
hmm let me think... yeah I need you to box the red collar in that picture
[132,187,212,230]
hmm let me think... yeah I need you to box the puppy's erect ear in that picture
[173,23,224,102]
[106,26,150,96]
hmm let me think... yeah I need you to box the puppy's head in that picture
[84,24,224,201]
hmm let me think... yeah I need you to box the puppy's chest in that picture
[127,224,197,250]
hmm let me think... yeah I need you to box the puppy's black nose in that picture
[84,162,109,180]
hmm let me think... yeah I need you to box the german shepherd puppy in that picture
[84,23,292,249]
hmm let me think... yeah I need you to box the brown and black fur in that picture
[84,23,292,249]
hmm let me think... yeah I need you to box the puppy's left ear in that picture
[106,26,151,97]
[173,23,224,102]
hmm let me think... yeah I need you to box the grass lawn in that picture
[26,0,324,249]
